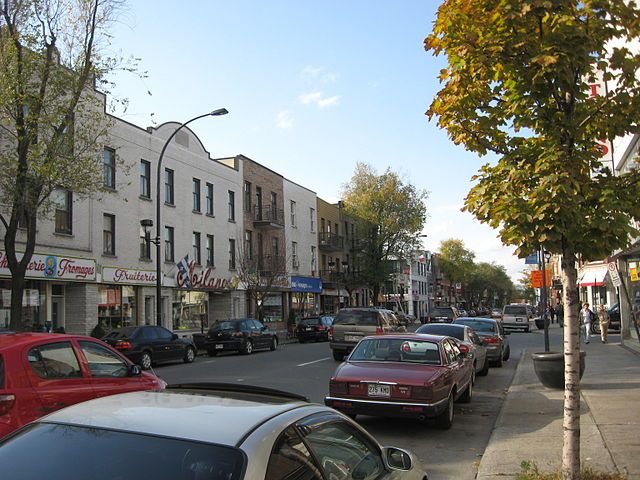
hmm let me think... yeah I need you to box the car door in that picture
[155,327,182,362]
[24,340,95,417]
[447,339,471,388]
[252,320,269,349]
[468,329,487,370]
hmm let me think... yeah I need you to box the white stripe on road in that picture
[297,357,331,367]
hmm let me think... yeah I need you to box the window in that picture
[255,186,263,218]
[292,241,298,270]
[27,342,82,379]
[79,341,128,378]
[164,226,174,262]
[272,236,279,257]
[290,200,296,227]
[206,234,214,267]
[228,190,235,221]
[245,230,253,259]
[271,192,277,212]
[103,147,115,188]
[140,160,151,198]
[228,239,236,270]
[310,208,315,232]
[53,189,72,234]
[139,225,150,260]
[165,168,174,204]
[265,427,321,480]
[193,232,201,265]
[311,246,317,272]
[321,218,326,233]
[206,182,214,215]
[244,181,252,212]
[103,214,115,255]
[192,178,201,212]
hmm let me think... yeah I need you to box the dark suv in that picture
[328,308,405,361]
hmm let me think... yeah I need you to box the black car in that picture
[102,325,197,370]
[205,319,278,356]
[425,306,458,323]
[296,316,334,343]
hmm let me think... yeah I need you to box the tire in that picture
[332,350,345,361]
[270,337,278,351]
[184,347,196,363]
[207,350,218,357]
[436,394,454,429]
[460,377,473,403]
[493,354,503,368]
[503,345,511,361]
[524,326,530,333]
[242,339,253,355]
[140,351,152,370]
[478,357,490,376]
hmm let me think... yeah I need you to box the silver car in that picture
[0,384,430,480]
[453,317,510,367]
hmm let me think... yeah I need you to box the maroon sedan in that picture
[325,333,474,429]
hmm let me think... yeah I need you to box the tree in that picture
[342,163,428,305]
[517,270,536,305]
[467,262,515,307]
[437,239,475,306]
[0,0,131,331]
[427,2,640,478]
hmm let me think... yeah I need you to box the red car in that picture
[325,333,474,429]
[0,333,165,439]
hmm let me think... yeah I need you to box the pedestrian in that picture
[548,304,555,324]
[555,304,564,326]
[597,304,610,343]
[580,302,595,344]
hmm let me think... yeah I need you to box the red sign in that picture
[177,261,230,290]
[531,270,552,288]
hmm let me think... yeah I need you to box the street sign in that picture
[531,269,552,288]
[607,262,622,287]
[525,252,539,265]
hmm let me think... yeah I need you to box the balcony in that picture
[253,205,284,229]
[318,232,344,251]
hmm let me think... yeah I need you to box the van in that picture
[501,304,533,332]
[328,308,405,361]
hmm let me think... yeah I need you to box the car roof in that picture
[0,332,100,350]
[362,333,446,342]
[455,317,497,323]
[40,387,311,446]
[419,323,466,331]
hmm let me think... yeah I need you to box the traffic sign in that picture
[608,262,622,287]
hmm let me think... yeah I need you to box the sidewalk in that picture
[477,327,640,479]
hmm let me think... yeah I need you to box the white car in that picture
[501,304,534,332]
[0,384,430,480]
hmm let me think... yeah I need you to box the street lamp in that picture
[153,108,229,326]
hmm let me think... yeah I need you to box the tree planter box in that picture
[531,351,586,389]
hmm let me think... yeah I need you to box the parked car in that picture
[416,323,489,376]
[0,383,430,479]
[0,333,164,439]
[296,316,333,343]
[329,308,406,361]
[425,306,459,323]
[501,304,534,332]
[325,333,474,429]
[491,308,502,319]
[396,313,417,326]
[453,317,510,367]
[102,325,196,370]
[591,303,621,332]
[205,319,278,356]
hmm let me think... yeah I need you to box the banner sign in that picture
[102,267,157,285]
[531,270,552,288]
[176,260,230,290]
[290,276,322,293]
[0,251,96,281]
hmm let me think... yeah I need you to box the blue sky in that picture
[106,1,524,280]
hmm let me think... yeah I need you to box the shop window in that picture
[103,214,115,255]
[53,189,72,234]
[172,290,208,330]
[140,160,151,198]
[103,147,116,189]
[98,285,137,331]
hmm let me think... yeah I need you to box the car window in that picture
[299,318,321,326]
[350,338,441,365]
[253,320,264,330]
[27,342,82,379]
[210,321,240,332]
[455,320,496,333]
[140,328,157,340]
[503,305,528,315]
[468,330,483,346]
[79,341,129,378]
[302,421,384,480]
[104,327,138,339]
[156,327,174,341]
[265,427,323,480]
[417,324,464,340]
[333,310,379,326]
[442,341,457,364]
[431,307,453,316]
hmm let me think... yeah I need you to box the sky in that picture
[105,1,525,281]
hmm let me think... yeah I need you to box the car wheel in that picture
[242,339,253,355]
[184,347,196,363]
[524,326,530,333]
[478,357,490,376]
[207,350,218,357]
[270,337,278,351]
[140,351,152,370]
[436,394,454,429]
[460,377,473,404]
[493,354,503,368]
[503,345,511,361]
[332,350,344,361]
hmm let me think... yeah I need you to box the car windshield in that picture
[417,325,464,340]
[210,321,240,331]
[503,306,528,315]
[103,327,138,339]
[456,320,496,334]
[299,318,321,326]
[349,338,441,365]
[431,307,452,316]
[333,310,378,326]
[0,423,245,480]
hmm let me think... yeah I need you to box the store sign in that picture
[290,276,322,293]
[0,251,96,281]
[176,261,229,290]
[102,267,157,285]
[630,261,639,282]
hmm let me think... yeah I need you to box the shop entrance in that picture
[51,284,65,331]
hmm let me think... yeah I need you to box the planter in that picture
[534,317,545,330]
[531,351,586,389]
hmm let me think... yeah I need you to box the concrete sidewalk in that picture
[477,328,640,479]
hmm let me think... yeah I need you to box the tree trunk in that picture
[372,284,380,307]
[560,247,581,479]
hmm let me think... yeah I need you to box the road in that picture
[153,325,564,480]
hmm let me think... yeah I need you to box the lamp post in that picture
[153,108,228,327]
[540,247,552,352]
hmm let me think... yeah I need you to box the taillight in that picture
[329,380,348,395]
[483,336,500,344]
[115,340,132,350]
[458,344,470,354]
[318,326,326,331]
[0,394,16,415]
[328,327,334,341]
[412,386,433,401]
[375,327,384,335]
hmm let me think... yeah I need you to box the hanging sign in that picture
[607,262,622,287]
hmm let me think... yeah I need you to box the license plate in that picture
[368,384,390,397]
[215,344,223,349]
[516,318,524,322]
[305,327,313,331]
[345,335,361,342]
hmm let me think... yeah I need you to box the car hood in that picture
[334,361,443,385]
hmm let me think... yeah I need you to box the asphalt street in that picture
[154,326,563,480]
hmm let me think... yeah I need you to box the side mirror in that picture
[382,447,413,471]
[262,326,269,331]
[130,365,141,376]
[171,333,178,340]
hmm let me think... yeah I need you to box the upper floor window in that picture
[193,178,201,212]
[290,200,296,227]
[192,232,201,265]
[310,208,315,232]
[206,182,214,215]
[103,147,115,189]
[164,226,175,262]
[229,239,236,270]
[103,214,115,255]
[244,181,252,212]
[206,234,215,267]
[245,230,253,260]
[140,160,151,198]
[228,190,235,221]
[165,168,174,205]
[292,241,298,269]
[53,189,72,234]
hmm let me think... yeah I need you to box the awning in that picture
[578,266,608,287]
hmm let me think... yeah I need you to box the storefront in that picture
[578,264,614,307]
[290,276,322,319]
[99,266,157,331]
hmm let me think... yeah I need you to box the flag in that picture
[177,255,192,289]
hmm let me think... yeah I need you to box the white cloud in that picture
[298,91,324,105]
[301,65,323,79]
[298,91,341,108]
[300,66,339,83]
[317,95,341,108]
[276,111,293,129]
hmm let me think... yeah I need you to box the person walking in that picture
[597,304,610,343]
[580,303,595,344]
[555,303,564,326]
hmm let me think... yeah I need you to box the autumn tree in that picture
[0,0,133,330]
[342,163,428,305]
[437,239,475,306]
[427,1,640,478]
[466,262,515,307]
[517,270,537,305]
